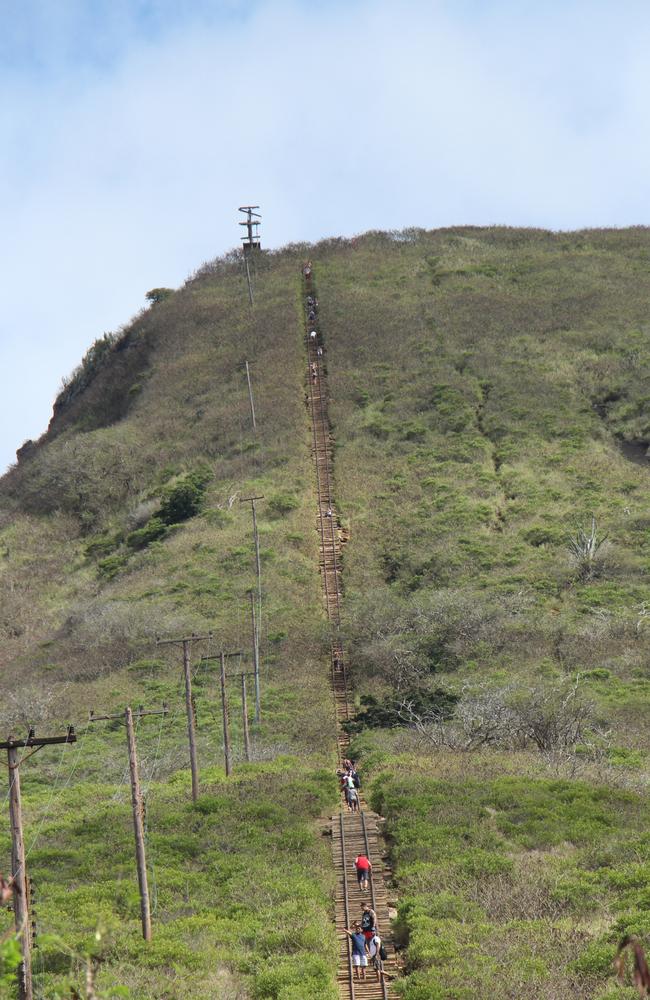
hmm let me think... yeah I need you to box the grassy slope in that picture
[2,228,650,997]
[314,227,650,998]
[0,250,340,998]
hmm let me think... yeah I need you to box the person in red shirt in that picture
[354,853,372,892]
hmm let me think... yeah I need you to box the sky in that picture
[2,0,650,473]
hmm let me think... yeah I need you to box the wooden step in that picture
[305,281,393,997]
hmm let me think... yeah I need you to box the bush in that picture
[568,517,609,581]
[84,531,123,559]
[97,553,129,579]
[343,688,458,734]
[145,287,174,304]
[158,470,211,525]
[126,516,168,550]
[268,493,300,516]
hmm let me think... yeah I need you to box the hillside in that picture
[1,227,650,998]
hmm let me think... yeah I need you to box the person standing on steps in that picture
[369,932,389,983]
[354,853,372,892]
[339,770,352,807]
[347,785,360,812]
[361,902,377,944]
[309,330,317,341]
[342,771,355,807]
[343,924,368,981]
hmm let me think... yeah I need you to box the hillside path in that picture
[303,269,396,999]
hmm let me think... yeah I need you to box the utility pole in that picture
[219,653,231,777]
[200,651,242,777]
[249,592,261,723]
[89,707,167,942]
[240,495,264,647]
[241,673,252,762]
[2,727,77,1000]
[244,361,257,432]
[156,633,212,801]
[238,206,261,306]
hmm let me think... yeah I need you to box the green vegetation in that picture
[0,757,337,999]
[0,245,339,997]
[357,750,650,999]
[315,227,650,996]
[3,227,650,995]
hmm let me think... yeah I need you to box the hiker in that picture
[350,766,360,789]
[361,902,378,943]
[303,261,312,277]
[307,295,314,307]
[347,786,360,812]
[343,772,357,807]
[317,345,323,357]
[343,924,368,981]
[354,853,372,891]
[325,506,333,518]
[369,933,388,982]
[308,309,316,322]
[309,330,318,340]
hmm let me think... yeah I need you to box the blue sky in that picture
[2,0,650,473]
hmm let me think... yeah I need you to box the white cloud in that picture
[2,0,650,471]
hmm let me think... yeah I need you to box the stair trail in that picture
[303,268,395,999]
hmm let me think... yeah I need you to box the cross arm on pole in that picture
[155,633,213,646]
[0,727,76,750]
[200,651,243,662]
[89,706,168,724]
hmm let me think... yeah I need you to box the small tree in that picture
[145,288,173,305]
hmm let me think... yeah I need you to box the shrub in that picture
[567,517,609,581]
[145,287,174,304]
[267,493,300,516]
[96,553,129,578]
[158,470,211,525]
[126,516,168,550]
[84,531,123,559]
[343,688,458,734]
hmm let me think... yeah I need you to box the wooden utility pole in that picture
[244,256,254,306]
[2,727,77,1000]
[240,494,264,725]
[200,651,242,777]
[249,592,261,723]
[182,639,199,801]
[219,653,231,777]
[238,206,261,307]
[240,496,263,624]
[244,361,257,431]
[89,706,167,941]
[241,673,252,762]
[156,633,212,801]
